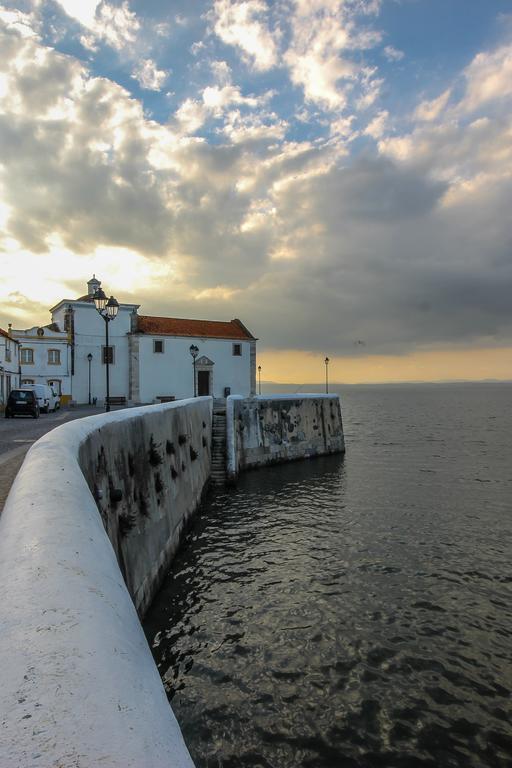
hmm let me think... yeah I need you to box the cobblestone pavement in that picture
[0,406,105,513]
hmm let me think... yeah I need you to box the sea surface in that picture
[143,383,512,768]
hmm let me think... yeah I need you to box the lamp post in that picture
[87,353,93,405]
[258,365,262,395]
[189,344,199,397]
[93,288,119,412]
[324,356,329,394]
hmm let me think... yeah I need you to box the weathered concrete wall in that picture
[0,398,211,768]
[79,399,212,615]
[227,394,345,481]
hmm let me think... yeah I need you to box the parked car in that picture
[5,389,40,419]
[23,384,60,413]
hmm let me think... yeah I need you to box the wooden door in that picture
[197,370,210,396]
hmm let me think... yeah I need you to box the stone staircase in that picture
[211,399,227,486]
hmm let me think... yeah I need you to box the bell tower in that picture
[87,275,101,297]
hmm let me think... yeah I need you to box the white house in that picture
[133,315,256,402]
[12,324,71,401]
[12,277,257,406]
[0,328,20,406]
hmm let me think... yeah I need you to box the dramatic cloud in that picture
[1,2,512,377]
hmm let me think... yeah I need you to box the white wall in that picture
[0,335,19,402]
[13,328,71,397]
[138,335,253,402]
[0,400,211,767]
[55,303,135,405]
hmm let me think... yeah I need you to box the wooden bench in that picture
[107,396,127,407]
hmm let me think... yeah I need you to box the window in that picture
[102,345,115,364]
[5,349,11,362]
[22,379,34,386]
[232,343,242,356]
[48,349,61,365]
[153,339,164,354]
[20,348,34,364]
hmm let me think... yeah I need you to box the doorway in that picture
[197,370,211,396]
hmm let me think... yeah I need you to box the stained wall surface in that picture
[79,398,212,614]
[227,394,345,480]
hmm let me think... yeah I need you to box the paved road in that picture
[0,406,105,512]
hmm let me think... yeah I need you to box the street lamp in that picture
[94,288,119,412]
[189,344,199,397]
[324,356,330,394]
[258,365,262,395]
[87,353,93,405]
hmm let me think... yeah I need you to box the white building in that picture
[0,328,20,406]
[133,315,256,402]
[12,277,257,405]
[13,324,71,401]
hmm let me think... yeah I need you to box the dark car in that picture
[5,389,40,419]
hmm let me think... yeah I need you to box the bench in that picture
[156,396,176,403]
[107,396,127,406]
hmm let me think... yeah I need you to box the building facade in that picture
[12,277,256,406]
[13,325,72,402]
[0,328,20,406]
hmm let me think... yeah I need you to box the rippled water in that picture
[144,383,512,767]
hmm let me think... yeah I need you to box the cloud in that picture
[53,0,101,29]
[0,24,169,255]
[0,6,39,37]
[460,43,512,113]
[1,13,512,365]
[79,1,140,51]
[383,45,404,62]
[131,58,168,90]
[414,89,451,122]
[209,0,279,71]
[283,0,382,111]
[364,109,388,138]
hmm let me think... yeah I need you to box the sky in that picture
[0,0,511,384]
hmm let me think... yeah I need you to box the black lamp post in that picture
[258,365,262,395]
[189,344,199,397]
[93,288,119,412]
[87,353,93,405]
[325,356,330,394]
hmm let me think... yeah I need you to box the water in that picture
[144,383,512,767]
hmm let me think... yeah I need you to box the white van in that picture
[24,384,60,413]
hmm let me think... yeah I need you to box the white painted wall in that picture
[53,302,136,405]
[138,335,253,402]
[0,334,19,403]
[12,327,71,397]
[0,401,210,768]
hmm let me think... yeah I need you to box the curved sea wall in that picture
[226,394,345,481]
[0,398,212,768]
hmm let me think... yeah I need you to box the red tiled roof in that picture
[0,328,13,340]
[136,315,256,340]
[76,294,95,303]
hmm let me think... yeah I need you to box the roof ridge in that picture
[138,314,239,325]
